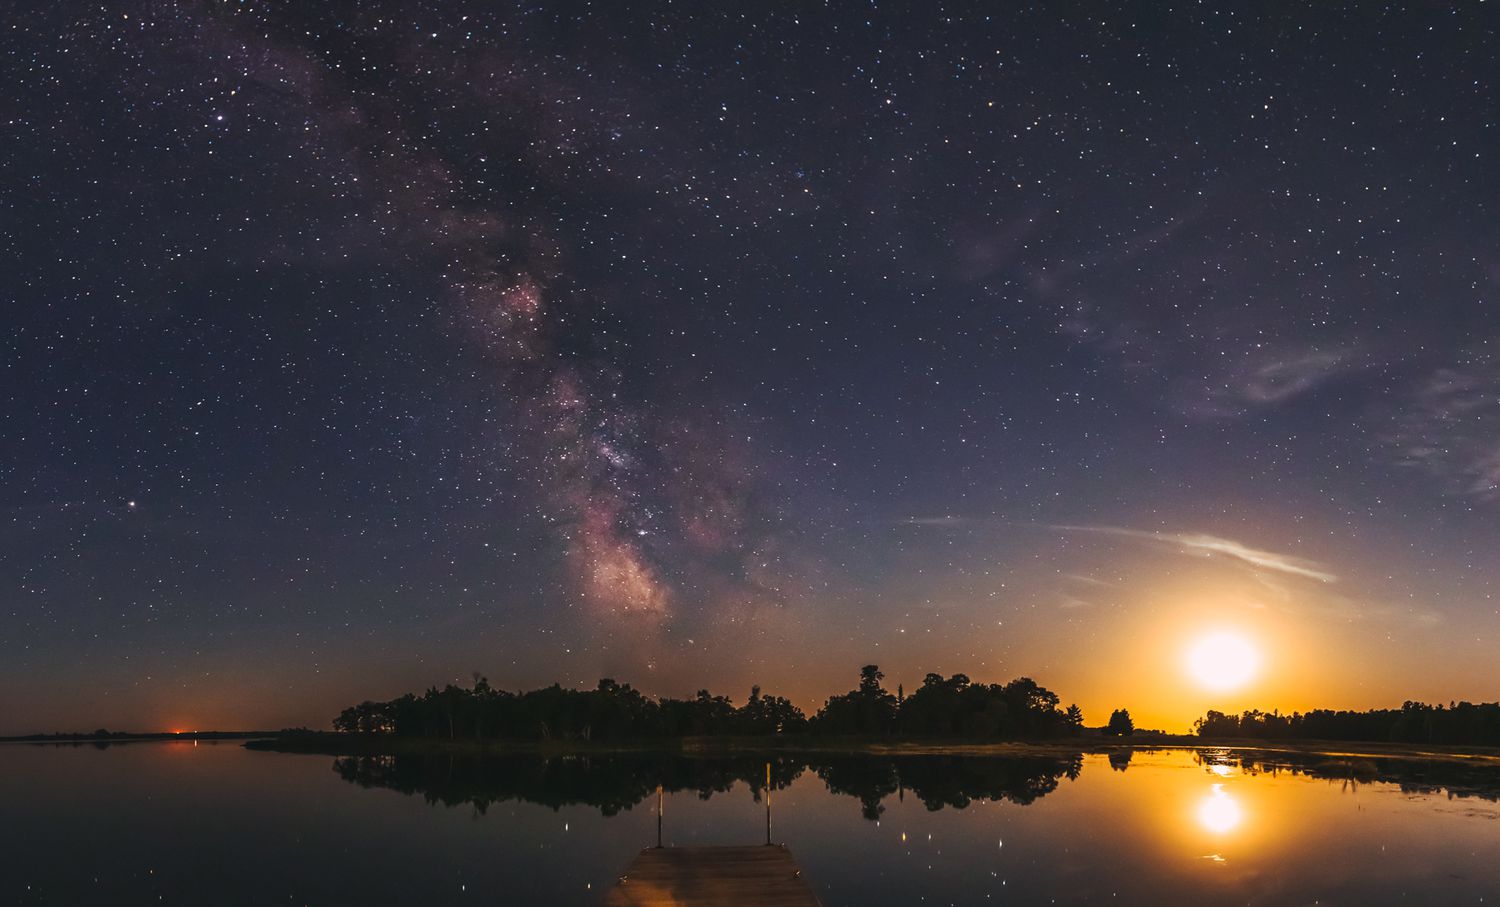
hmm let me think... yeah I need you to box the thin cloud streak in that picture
[896,516,975,526]
[895,517,1337,582]
[1062,573,1117,588]
[1051,525,1338,583]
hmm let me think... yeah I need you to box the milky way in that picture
[159,5,801,636]
[3,2,1498,732]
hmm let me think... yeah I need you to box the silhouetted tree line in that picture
[811,666,1083,738]
[334,676,806,741]
[333,666,1087,742]
[1194,701,1500,746]
[331,751,1084,819]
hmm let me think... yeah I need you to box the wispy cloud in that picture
[1178,345,1370,419]
[1384,354,1500,501]
[1051,525,1338,583]
[1052,573,1119,611]
[1239,349,1358,404]
[1062,573,1117,588]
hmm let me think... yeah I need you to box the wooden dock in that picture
[604,844,821,906]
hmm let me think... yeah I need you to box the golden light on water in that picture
[1185,630,1260,692]
[1196,783,1244,835]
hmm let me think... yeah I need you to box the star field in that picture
[3,2,1497,732]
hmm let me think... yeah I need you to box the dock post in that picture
[765,761,772,845]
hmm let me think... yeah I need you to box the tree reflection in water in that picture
[815,755,1083,820]
[332,753,803,816]
[331,748,1500,829]
[1194,748,1500,802]
[330,752,1084,820]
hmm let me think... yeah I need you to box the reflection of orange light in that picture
[1197,784,1243,834]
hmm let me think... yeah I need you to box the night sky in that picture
[5,2,1497,734]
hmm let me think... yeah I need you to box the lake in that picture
[3,741,1498,904]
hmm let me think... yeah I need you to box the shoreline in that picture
[242,732,1500,766]
[1,731,277,745]
[10,730,1498,768]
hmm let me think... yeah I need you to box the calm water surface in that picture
[3,742,1499,905]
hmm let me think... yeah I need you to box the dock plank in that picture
[604,845,820,906]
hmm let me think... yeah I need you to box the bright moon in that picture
[1186,631,1260,692]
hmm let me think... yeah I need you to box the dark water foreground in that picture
[3,742,1498,904]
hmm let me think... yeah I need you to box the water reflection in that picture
[7,743,1500,905]
[330,752,1086,820]
[326,747,1500,827]
[1193,747,1500,802]
[1196,783,1243,835]
[333,753,801,816]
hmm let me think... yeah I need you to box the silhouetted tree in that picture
[812,665,899,736]
[334,700,395,734]
[1193,709,1239,738]
[1105,708,1134,737]
[735,686,807,734]
[1063,704,1084,736]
